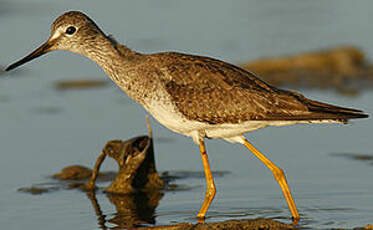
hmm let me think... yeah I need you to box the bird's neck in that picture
[81,35,142,83]
[80,35,147,102]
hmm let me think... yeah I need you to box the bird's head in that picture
[6,11,105,71]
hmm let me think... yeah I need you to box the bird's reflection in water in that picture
[86,190,163,229]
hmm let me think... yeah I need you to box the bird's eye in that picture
[65,26,76,35]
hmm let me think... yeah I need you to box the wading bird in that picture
[5,11,368,222]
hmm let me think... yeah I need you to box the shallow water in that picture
[1,1,373,229]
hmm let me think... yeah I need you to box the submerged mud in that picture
[136,218,295,230]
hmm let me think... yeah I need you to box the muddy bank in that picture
[134,220,373,230]
[137,218,294,230]
[240,46,373,95]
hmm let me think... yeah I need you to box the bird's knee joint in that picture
[207,191,216,200]
[273,167,286,180]
[207,186,216,198]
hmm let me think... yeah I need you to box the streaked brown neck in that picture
[79,34,143,83]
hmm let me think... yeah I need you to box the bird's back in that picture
[138,52,367,125]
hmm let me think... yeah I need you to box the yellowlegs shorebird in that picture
[5,11,368,221]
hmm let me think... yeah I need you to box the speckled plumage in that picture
[145,52,367,124]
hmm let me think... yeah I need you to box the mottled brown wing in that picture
[157,52,276,92]
[158,52,367,124]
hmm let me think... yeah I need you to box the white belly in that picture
[144,99,205,135]
[144,98,340,144]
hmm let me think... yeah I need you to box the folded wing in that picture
[157,52,368,124]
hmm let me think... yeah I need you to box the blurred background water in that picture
[0,0,372,229]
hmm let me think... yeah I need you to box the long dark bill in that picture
[5,40,54,71]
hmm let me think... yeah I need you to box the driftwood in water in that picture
[52,117,164,194]
[84,119,164,193]
[52,119,165,228]
[84,136,164,193]
[52,135,164,193]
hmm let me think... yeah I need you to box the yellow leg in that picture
[243,138,300,221]
[197,139,216,220]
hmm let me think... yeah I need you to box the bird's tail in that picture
[304,98,368,121]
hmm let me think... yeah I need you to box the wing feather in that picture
[153,52,367,124]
